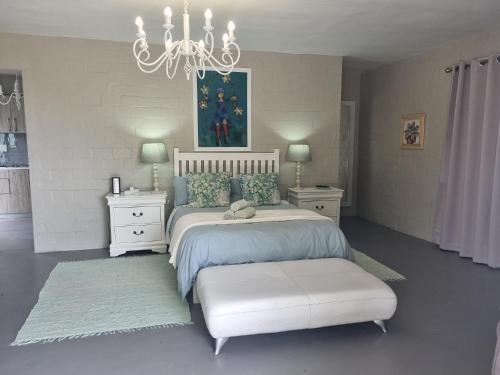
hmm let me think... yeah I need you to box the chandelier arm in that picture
[170,41,184,60]
[0,93,14,106]
[165,42,183,79]
[164,35,171,50]
[133,39,155,63]
[133,39,173,74]
[134,38,181,68]
[223,42,241,65]
[206,52,236,70]
[136,54,169,73]
[193,42,207,71]
[196,67,206,80]
[190,54,199,79]
[191,47,206,80]
[135,48,151,64]
[202,46,241,74]
[133,39,149,56]
[166,55,181,80]
[204,32,215,56]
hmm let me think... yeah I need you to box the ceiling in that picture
[1,0,500,70]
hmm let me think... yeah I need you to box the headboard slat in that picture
[173,148,280,177]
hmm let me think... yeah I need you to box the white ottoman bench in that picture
[196,258,397,354]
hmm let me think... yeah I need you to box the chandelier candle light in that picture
[133,0,241,80]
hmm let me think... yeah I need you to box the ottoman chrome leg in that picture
[373,320,387,333]
[215,337,228,355]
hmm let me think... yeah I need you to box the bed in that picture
[168,148,353,298]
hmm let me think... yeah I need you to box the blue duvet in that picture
[168,204,353,299]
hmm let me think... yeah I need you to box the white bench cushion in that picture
[196,258,397,339]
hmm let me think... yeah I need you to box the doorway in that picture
[0,72,33,252]
[339,101,356,208]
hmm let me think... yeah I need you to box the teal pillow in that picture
[187,172,231,208]
[173,176,188,206]
[239,173,281,206]
[230,178,243,202]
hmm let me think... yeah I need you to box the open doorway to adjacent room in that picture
[0,71,33,252]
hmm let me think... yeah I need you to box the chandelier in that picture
[0,76,22,110]
[133,0,241,80]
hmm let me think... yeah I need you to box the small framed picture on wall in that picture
[401,113,425,149]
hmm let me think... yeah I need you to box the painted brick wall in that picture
[358,29,500,241]
[0,33,342,252]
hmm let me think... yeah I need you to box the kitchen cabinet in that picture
[0,169,31,213]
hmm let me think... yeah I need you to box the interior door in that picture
[338,101,356,207]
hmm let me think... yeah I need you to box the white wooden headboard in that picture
[173,148,280,177]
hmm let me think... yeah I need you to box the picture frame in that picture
[401,113,425,149]
[193,68,251,151]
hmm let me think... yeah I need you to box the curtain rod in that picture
[445,55,500,73]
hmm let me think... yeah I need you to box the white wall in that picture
[0,33,343,252]
[358,29,500,241]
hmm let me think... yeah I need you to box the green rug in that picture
[353,249,406,281]
[12,255,191,346]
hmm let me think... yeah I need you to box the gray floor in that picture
[0,214,34,252]
[0,216,499,375]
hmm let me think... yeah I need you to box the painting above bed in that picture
[193,68,251,151]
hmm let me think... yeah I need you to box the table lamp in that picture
[287,144,311,189]
[141,142,168,192]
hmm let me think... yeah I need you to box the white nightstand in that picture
[288,187,343,224]
[105,191,168,257]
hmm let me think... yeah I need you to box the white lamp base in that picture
[152,163,160,192]
[295,161,304,189]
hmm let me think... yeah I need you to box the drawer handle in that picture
[132,212,144,217]
[315,205,325,210]
[133,230,144,236]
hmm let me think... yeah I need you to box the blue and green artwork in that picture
[194,69,250,150]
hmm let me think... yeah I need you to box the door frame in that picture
[340,100,356,207]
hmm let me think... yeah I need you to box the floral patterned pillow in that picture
[239,173,281,206]
[186,172,231,208]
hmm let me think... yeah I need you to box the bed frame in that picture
[173,148,280,177]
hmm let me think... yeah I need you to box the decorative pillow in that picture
[187,172,231,208]
[230,178,243,202]
[239,173,281,206]
[173,176,188,206]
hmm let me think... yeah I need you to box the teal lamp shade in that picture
[287,144,311,162]
[141,143,168,164]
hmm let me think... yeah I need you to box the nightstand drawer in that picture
[114,224,163,243]
[113,206,161,225]
[299,199,339,217]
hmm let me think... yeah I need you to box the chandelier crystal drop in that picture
[133,0,241,80]
[0,76,22,110]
